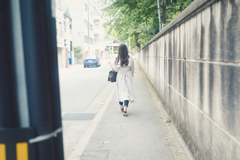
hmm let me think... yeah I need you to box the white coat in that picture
[110,54,135,103]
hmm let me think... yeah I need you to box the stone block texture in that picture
[136,0,240,159]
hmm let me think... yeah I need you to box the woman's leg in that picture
[124,100,129,107]
[123,100,129,117]
[119,101,123,112]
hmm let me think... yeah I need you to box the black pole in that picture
[0,0,20,129]
[0,0,64,159]
[19,0,64,159]
[43,0,64,159]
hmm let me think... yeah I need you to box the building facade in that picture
[92,1,105,59]
[63,6,74,65]
[56,0,74,68]
[65,0,106,61]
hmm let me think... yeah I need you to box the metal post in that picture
[20,0,64,159]
[157,0,161,32]
[0,0,64,159]
[0,1,36,159]
[0,0,21,130]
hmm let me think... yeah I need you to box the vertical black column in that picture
[19,0,64,159]
[0,0,20,128]
[0,0,64,159]
[43,0,64,159]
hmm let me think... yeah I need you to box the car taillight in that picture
[93,60,97,61]
[84,60,87,62]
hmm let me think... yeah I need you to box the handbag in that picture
[108,70,118,82]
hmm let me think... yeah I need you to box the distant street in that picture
[59,61,110,113]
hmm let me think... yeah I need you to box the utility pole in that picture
[157,0,162,32]
[0,0,64,159]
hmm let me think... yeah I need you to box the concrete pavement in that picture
[67,61,193,160]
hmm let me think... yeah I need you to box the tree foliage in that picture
[102,0,194,50]
[73,46,84,58]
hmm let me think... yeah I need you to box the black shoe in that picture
[123,106,128,117]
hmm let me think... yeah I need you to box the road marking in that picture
[68,85,116,160]
[0,144,6,160]
[16,142,28,160]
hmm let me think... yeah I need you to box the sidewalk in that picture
[68,62,193,160]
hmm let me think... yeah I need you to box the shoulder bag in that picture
[108,70,117,82]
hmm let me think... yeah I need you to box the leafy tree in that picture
[102,0,194,50]
[73,46,84,58]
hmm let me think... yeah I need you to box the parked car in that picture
[84,56,101,68]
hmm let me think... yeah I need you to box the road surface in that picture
[59,61,110,113]
[59,61,115,158]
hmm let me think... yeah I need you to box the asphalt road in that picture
[59,61,110,113]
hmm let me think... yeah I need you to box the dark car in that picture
[84,56,101,68]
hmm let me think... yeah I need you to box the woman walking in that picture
[108,44,135,117]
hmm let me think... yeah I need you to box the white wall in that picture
[58,47,67,68]
[56,1,64,48]
[67,0,85,50]
[136,0,240,159]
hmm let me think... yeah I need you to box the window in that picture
[89,38,93,44]
[94,19,100,30]
[84,20,88,28]
[59,22,63,37]
[94,34,99,42]
[69,20,72,29]
[70,41,72,51]
[65,28,66,33]
[84,20,93,31]
[89,24,93,31]
[64,39,67,46]
[94,19,100,26]
[86,56,96,59]
[84,36,93,44]
[85,4,88,11]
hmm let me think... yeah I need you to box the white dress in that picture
[110,54,135,103]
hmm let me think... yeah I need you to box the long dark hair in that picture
[115,44,129,67]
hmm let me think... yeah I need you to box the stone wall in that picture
[136,0,240,159]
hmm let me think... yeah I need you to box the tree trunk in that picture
[161,0,166,24]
